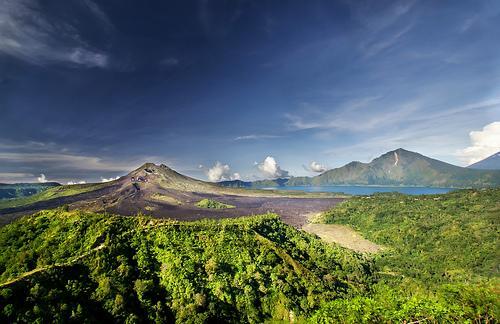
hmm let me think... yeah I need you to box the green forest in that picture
[316,188,499,322]
[0,188,498,322]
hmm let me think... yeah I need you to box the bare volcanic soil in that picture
[0,163,345,227]
[110,193,344,228]
[0,190,343,228]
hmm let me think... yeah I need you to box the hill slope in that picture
[321,188,500,281]
[468,151,500,170]
[0,210,370,322]
[220,149,500,188]
[0,182,60,200]
[312,188,500,322]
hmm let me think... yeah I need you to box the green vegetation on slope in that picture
[0,183,60,200]
[0,182,108,210]
[322,188,499,282]
[0,209,371,323]
[313,188,499,322]
[0,188,498,322]
[196,198,235,209]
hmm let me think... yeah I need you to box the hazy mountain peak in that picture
[468,152,500,170]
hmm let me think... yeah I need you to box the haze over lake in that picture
[264,186,455,195]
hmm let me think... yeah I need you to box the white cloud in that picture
[67,180,87,185]
[234,134,281,141]
[286,96,500,137]
[0,0,109,67]
[69,48,108,68]
[257,156,289,178]
[0,152,134,171]
[309,161,327,173]
[457,121,500,165]
[205,162,240,182]
[82,0,114,30]
[0,172,35,183]
[101,176,120,183]
[37,173,47,183]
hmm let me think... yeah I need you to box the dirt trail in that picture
[302,223,383,253]
[0,244,106,288]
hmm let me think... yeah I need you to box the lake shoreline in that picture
[261,185,456,195]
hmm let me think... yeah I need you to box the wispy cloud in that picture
[82,0,114,31]
[286,97,418,132]
[0,152,133,171]
[348,0,417,32]
[362,23,413,57]
[160,57,180,67]
[286,95,500,134]
[0,0,110,67]
[0,172,36,183]
[234,134,282,141]
[101,176,120,183]
[0,139,178,183]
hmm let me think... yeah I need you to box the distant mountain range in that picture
[468,152,500,170]
[0,182,60,200]
[219,149,500,188]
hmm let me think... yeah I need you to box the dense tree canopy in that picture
[0,210,371,322]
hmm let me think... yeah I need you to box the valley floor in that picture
[134,195,345,228]
[0,186,344,228]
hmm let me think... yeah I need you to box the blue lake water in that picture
[262,185,456,195]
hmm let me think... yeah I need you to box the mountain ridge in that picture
[219,148,500,188]
[468,152,500,170]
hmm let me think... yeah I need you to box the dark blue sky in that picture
[1,0,499,183]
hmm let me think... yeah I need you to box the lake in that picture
[262,185,456,195]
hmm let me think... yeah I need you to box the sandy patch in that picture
[302,223,383,253]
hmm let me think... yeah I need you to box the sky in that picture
[0,0,499,184]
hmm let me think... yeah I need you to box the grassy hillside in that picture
[313,188,499,322]
[0,182,108,210]
[0,183,60,200]
[0,210,371,322]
